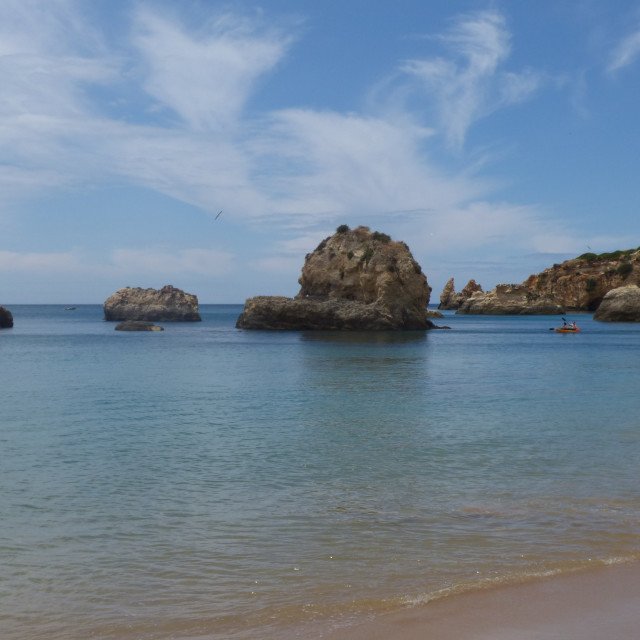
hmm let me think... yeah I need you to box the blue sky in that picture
[3,0,640,304]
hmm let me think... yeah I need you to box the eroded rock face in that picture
[457,284,565,315]
[104,285,201,322]
[237,226,434,330]
[0,305,13,328]
[593,286,640,322]
[439,278,483,310]
[452,249,640,314]
[525,250,640,311]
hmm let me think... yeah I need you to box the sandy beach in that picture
[325,561,640,640]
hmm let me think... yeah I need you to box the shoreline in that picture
[323,560,640,640]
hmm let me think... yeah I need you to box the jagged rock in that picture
[0,305,13,328]
[237,226,434,330]
[439,278,483,310]
[593,286,640,322]
[115,320,164,331]
[457,283,565,315]
[426,308,444,319]
[439,278,457,309]
[104,285,201,322]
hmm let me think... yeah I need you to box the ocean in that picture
[2,304,640,639]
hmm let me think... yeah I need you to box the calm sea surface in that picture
[2,305,640,639]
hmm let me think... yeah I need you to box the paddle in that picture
[549,317,567,330]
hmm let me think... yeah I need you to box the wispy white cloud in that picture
[608,25,640,72]
[0,1,556,283]
[252,108,487,220]
[397,10,542,149]
[132,7,293,131]
[0,250,81,272]
[109,248,235,276]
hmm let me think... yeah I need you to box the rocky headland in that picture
[0,305,13,328]
[104,285,201,322]
[443,248,640,315]
[236,225,436,330]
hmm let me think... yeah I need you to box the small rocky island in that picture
[114,320,164,331]
[236,225,436,330]
[104,285,201,322]
[0,305,13,328]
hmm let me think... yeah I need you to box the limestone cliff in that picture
[451,247,640,314]
[104,285,201,322]
[457,284,564,315]
[237,225,435,330]
[524,249,640,311]
[0,305,13,328]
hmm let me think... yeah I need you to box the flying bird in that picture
[215,210,223,220]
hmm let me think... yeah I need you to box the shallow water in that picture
[1,306,639,639]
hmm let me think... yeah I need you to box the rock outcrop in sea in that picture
[593,285,640,322]
[439,278,483,310]
[236,225,435,330]
[0,305,13,328]
[456,284,565,315]
[104,285,201,322]
[114,320,165,331]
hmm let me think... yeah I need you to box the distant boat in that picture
[65,306,76,311]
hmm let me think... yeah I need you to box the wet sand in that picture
[325,561,640,640]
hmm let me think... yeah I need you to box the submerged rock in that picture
[237,225,434,330]
[104,285,201,322]
[593,285,640,322]
[0,305,13,328]
[115,320,164,331]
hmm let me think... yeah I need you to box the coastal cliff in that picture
[104,285,201,322]
[457,284,564,315]
[524,249,640,311]
[237,225,435,330]
[445,248,640,314]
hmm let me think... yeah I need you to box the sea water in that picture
[1,305,640,639]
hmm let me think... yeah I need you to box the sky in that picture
[2,0,640,304]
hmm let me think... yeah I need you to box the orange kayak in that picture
[555,328,581,333]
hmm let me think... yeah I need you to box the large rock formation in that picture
[0,305,13,328]
[593,286,640,322]
[450,248,640,314]
[524,249,640,312]
[439,278,483,310]
[457,284,565,315]
[104,285,201,322]
[236,225,435,330]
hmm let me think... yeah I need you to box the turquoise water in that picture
[1,305,640,639]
